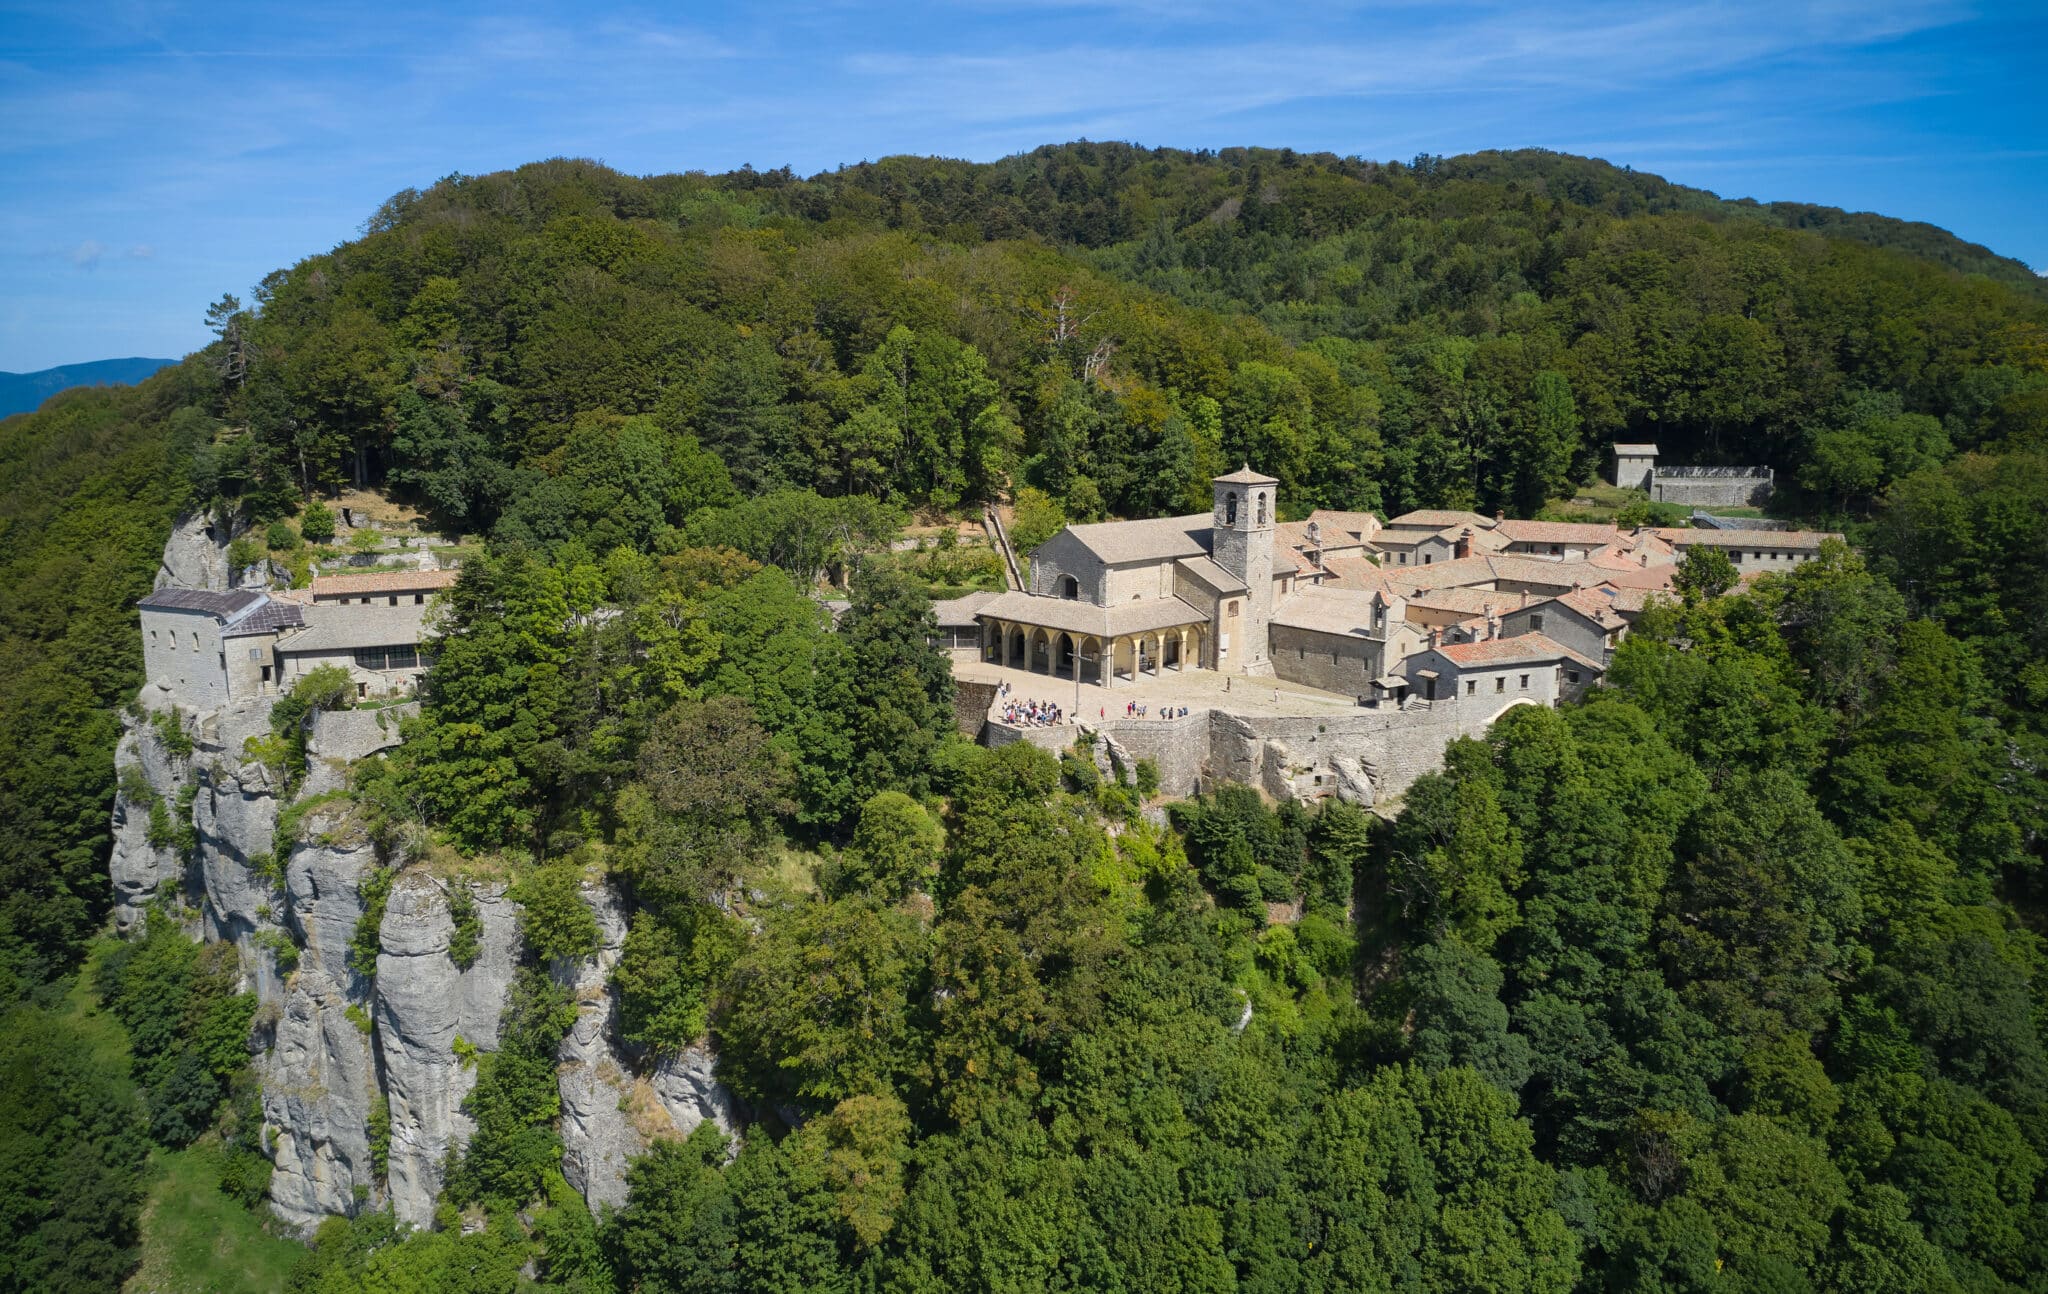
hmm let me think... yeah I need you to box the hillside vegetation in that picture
[0,143,2044,1292]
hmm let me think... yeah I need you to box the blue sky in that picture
[1,0,2042,372]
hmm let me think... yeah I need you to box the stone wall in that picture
[987,691,1549,809]
[1028,531,1110,603]
[1651,470,1773,507]
[1268,624,1386,697]
[953,680,998,738]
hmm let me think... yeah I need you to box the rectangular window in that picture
[1529,614,1544,631]
[1519,674,1529,689]
[414,593,425,604]
[1496,677,1506,693]
[261,665,272,683]
[1566,670,1580,684]
[389,595,399,606]
[1465,679,1476,696]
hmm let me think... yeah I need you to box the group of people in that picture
[995,683,1067,727]
[1116,701,1189,720]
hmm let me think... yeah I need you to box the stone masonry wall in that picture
[1651,472,1773,507]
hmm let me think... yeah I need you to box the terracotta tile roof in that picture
[1652,528,1841,550]
[1434,632,1595,669]
[1549,587,1630,630]
[1495,518,1624,547]
[1305,509,1382,541]
[310,568,460,598]
[1309,553,1392,594]
[1582,563,1676,591]
[1384,509,1498,532]
[1404,588,1537,617]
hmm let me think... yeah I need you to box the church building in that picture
[975,466,1301,686]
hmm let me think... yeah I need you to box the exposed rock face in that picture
[374,875,519,1228]
[107,707,194,934]
[155,511,235,592]
[109,523,757,1234]
[264,969,379,1229]
[554,882,642,1210]
[651,1044,742,1146]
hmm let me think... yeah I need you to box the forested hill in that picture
[2,143,2046,1291]
[796,144,2047,296]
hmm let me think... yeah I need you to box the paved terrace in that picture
[954,658,1363,730]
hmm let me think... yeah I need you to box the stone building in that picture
[139,589,306,710]
[1613,443,1776,507]
[976,467,1296,683]
[308,568,459,606]
[1652,527,1840,573]
[276,602,435,699]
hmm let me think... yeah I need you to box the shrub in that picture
[226,534,266,573]
[299,499,336,543]
[511,864,598,964]
[446,881,483,970]
[1135,758,1161,799]
[349,867,395,978]
[152,707,195,759]
[265,520,301,551]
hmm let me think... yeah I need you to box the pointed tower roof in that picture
[1213,464,1278,485]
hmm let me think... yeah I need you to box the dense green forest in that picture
[2,143,2046,1291]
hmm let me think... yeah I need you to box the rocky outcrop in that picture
[264,969,379,1229]
[650,1044,742,1147]
[374,874,519,1228]
[155,511,236,593]
[555,882,642,1210]
[107,707,195,934]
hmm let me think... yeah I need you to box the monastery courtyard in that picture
[953,658,1364,726]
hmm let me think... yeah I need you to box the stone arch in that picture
[1256,491,1267,525]
[1056,632,1076,678]
[1059,574,1080,600]
[1007,625,1026,668]
[1485,697,1542,725]
[1028,627,1051,674]
[1225,491,1238,525]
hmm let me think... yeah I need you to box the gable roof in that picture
[975,590,1209,639]
[1433,632,1600,671]
[277,603,431,653]
[1614,443,1659,455]
[1057,514,1214,565]
[1495,518,1624,547]
[1652,528,1840,550]
[310,568,460,598]
[1383,509,1498,532]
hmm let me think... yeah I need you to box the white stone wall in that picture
[1651,472,1772,507]
[141,607,231,711]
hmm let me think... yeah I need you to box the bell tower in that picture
[1211,464,1278,673]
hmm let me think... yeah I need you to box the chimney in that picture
[1455,527,1473,560]
[1485,603,1500,640]
[1428,626,1441,649]
[1495,509,1505,525]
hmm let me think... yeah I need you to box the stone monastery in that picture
[938,466,1839,805]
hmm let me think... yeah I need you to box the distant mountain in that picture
[0,356,178,418]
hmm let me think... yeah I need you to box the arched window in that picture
[1224,492,1238,525]
[1256,492,1267,525]
[1060,575,1079,600]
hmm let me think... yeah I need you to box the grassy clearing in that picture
[125,1143,305,1294]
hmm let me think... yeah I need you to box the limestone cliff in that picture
[107,530,742,1233]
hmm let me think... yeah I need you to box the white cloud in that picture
[68,239,105,269]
